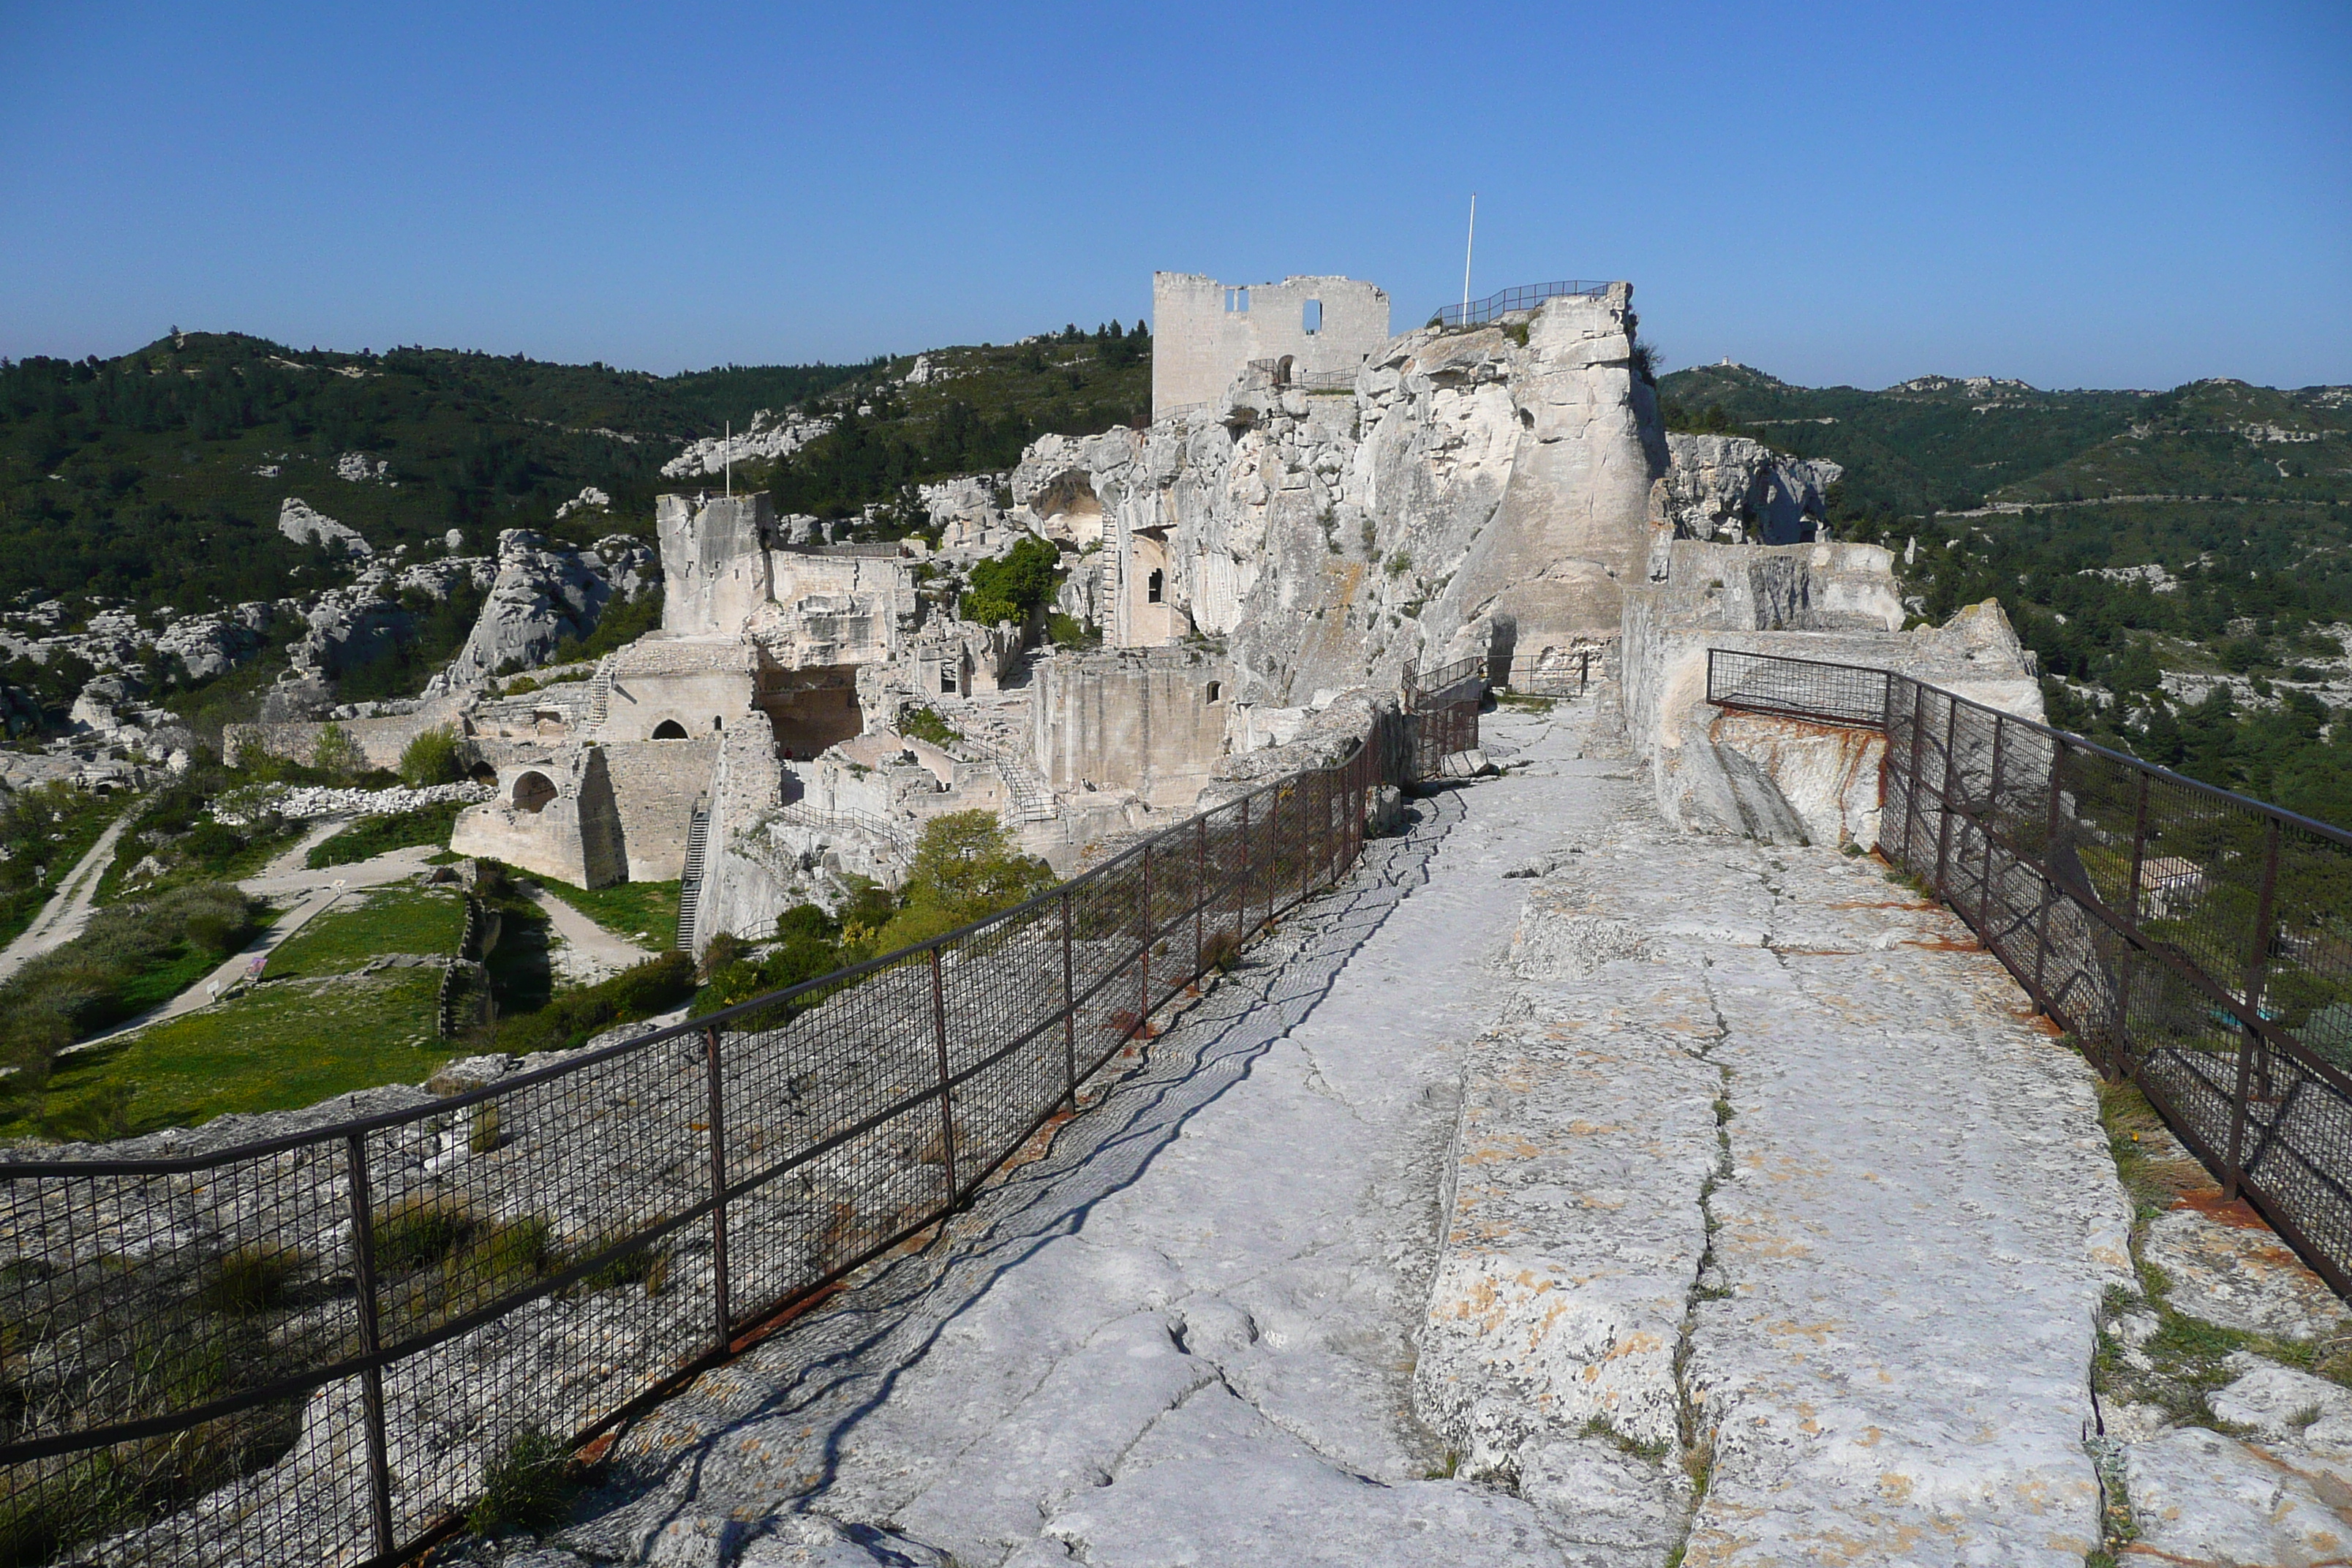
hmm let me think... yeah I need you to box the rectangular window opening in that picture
[1303,299,1322,336]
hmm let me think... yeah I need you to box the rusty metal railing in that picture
[0,739,1391,1567]
[1707,647,2352,1300]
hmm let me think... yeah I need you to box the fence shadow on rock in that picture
[1708,647,2352,1304]
[0,724,1461,1567]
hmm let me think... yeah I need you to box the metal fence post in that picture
[703,1025,731,1350]
[929,946,958,1201]
[1195,815,1207,977]
[2032,736,2065,1032]
[344,1132,395,1560]
[1980,715,2007,930]
[1899,679,1929,872]
[2225,818,2285,1201]
[1932,695,1961,897]
[1061,888,1077,1112]
[1139,842,1153,1030]
[1239,794,1251,938]
[2111,772,2155,1064]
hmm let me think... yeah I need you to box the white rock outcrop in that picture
[431,530,658,691]
[1655,431,1841,546]
[277,497,374,557]
[662,410,834,479]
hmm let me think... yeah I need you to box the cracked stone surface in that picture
[521,689,2258,1567]
[1416,699,2136,1566]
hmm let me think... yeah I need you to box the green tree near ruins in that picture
[863,810,1054,955]
[311,722,363,778]
[960,535,1062,630]
[396,725,464,786]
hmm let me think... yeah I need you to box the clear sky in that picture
[1,1,2345,391]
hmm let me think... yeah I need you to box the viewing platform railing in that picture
[1432,280,1613,329]
[1708,646,2352,1302]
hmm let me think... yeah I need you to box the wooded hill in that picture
[0,322,1150,612]
[1659,363,2352,822]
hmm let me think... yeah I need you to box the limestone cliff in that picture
[1009,286,1665,726]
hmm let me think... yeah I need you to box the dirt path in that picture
[530,886,658,984]
[0,814,134,984]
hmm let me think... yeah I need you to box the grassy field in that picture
[1,883,466,1140]
[532,876,679,948]
[0,788,128,948]
[15,966,450,1139]
[305,802,466,869]
[265,883,467,978]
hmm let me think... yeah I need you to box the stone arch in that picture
[652,720,690,740]
[467,761,497,785]
[512,771,557,814]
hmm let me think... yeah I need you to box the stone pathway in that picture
[0,812,133,983]
[452,691,2346,1567]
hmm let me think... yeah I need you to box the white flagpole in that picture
[1462,193,1477,317]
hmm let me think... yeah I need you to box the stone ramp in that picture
[491,690,2335,1568]
[543,704,1616,1566]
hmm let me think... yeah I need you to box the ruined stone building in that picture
[225,269,2027,965]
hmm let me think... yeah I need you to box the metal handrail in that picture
[1704,646,2352,1305]
[1433,280,1613,328]
[0,728,1402,1568]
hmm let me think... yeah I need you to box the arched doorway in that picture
[651,720,689,740]
[467,761,497,785]
[511,771,557,814]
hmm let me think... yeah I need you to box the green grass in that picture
[530,875,680,948]
[2,965,448,1139]
[304,802,465,870]
[265,884,466,978]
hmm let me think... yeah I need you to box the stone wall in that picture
[599,738,718,881]
[1029,647,1229,807]
[448,748,626,887]
[1151,272,1391,418]
[223,704,463,771]
[1014,287,1663,726]
[1621,538,2043,847]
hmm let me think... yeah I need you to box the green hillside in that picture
[0,321,1151,613]
[1660,362,2352,823]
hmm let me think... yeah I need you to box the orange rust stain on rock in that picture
[1901,934,1985,953]
[2176,1191,2279,1232]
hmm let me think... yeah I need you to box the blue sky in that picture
[2,1,2345,389]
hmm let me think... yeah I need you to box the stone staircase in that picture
[675,803,709,950]
[992,757,1057,823]
[587,656,615,728]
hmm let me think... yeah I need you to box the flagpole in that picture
[1462,193,1477,317]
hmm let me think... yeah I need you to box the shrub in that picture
[897,705,960,747]
[960,535,1062,627]
[467,1427,573,1537]
[495,951,696,1056]
[203,1243,308,1315]
[866,811,1053,956]
[311,723,363,778]
[397,725,464,787]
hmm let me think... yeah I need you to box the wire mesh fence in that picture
[0,737,1395,1568]
[1711,649,2352,1301]
[1431,280,1613,329]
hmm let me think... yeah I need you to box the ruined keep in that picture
[1150,271,1391,418]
